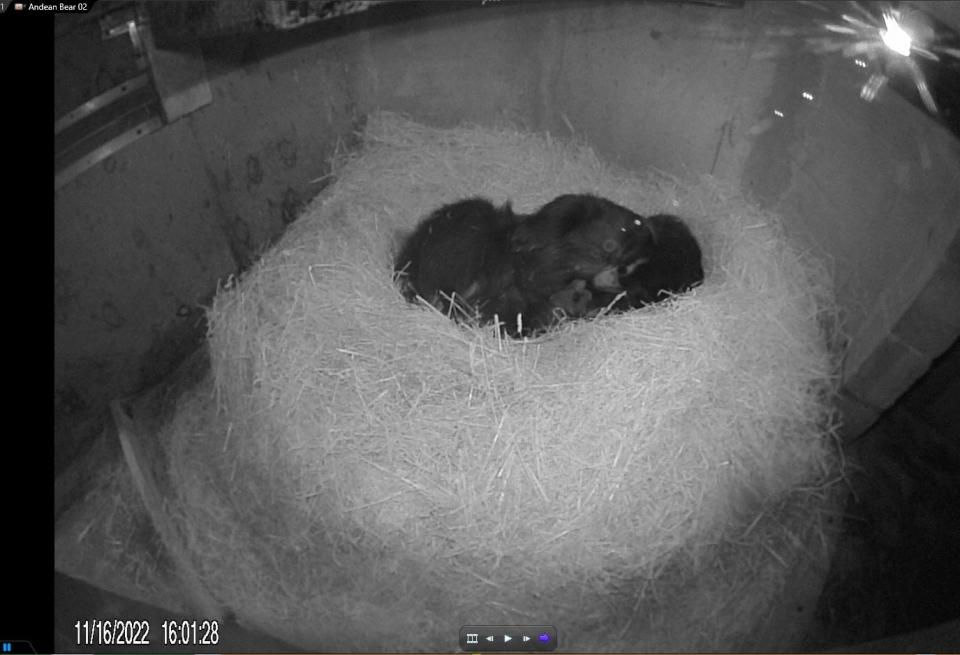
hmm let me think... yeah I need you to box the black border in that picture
[3,4,55,654]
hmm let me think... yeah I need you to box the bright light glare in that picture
[880,11,912,56]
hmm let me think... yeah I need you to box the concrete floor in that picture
[806,338,960,652]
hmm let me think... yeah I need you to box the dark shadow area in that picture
[808,337,960,650]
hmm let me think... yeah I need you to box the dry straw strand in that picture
[155,111,843,651]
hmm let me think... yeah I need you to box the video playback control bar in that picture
[460,626,557,652]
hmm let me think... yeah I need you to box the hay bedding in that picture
[162,111,841,651]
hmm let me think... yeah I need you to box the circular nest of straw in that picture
[164,112,841,651]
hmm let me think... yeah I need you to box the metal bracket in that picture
[55,3,212,190]
[55,117,163,191]
[137,6,213,125]
[100,4,148,70]
[54,74,150,135]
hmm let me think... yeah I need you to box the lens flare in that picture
[793,2,959,115]
[880,10,911,56]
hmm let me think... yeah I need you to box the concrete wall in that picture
[54,0,960,471]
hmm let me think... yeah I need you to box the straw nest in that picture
[162,111,842,651]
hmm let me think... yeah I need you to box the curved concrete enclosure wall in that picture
[54,1,960,471]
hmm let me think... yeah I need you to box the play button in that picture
[459,625,557,651]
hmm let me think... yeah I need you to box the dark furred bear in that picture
[594,213,705,311]
[394,195,704,337]
[394,198,529,331]
[512,194,656,302]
